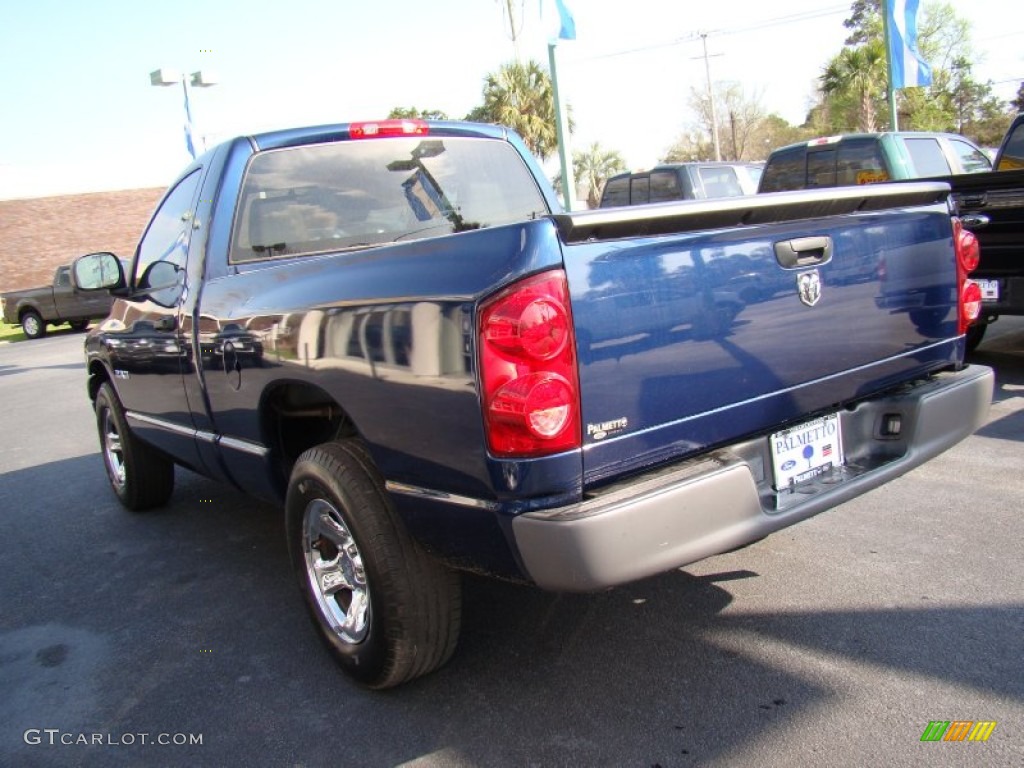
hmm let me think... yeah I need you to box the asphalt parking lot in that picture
[1,322,1022,767]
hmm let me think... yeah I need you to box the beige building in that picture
[0,188,164,293]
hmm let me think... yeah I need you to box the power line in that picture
[578,5,849,61]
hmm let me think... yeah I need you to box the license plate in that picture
[771,414,844,490]
[975,279,999,301]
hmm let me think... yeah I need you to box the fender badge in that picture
[797,270,822,307]
[587,417,628,441]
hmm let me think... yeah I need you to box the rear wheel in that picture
[21,310,46,339]
[286,440,461,689]
[68,319,89,332]
[94,382,175,510]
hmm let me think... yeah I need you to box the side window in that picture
[134,170,202,297]
[648,170,681,203]
[696,167,743,198]
[996,123,1024,170]
[904,138,951,177]
[949,139,991,173]
[630,175,650,205]
[837,140,889,184]
[759,147,806,192]
[806,149,837,188]
[601,176,630,207]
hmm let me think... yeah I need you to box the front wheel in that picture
[21,310,46,339]
[94,382,175,511]
[286,440,461,689]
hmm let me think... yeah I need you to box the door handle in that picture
[774,236,833,268]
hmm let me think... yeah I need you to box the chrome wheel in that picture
[303,498,370,644]
[101,408,126,490]
[22,312,44,339]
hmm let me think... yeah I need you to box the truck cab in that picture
[600,162,762,207]
[758,132,991,193]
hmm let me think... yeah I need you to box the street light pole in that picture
[149,68,218,158]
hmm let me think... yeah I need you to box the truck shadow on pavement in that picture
[2,454,1022,767]
[969,323,1024,442]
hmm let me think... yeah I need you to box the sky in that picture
[0,0,1021,200]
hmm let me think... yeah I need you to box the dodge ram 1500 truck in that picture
[72,119,993,688]
[1,264,116,338]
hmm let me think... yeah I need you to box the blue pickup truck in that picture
[72,119,993,688]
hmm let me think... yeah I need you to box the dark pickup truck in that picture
[1,265,116,339]
[72,119,992,688]
[943,114,1024,350]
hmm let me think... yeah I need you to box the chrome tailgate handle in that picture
[774,236,833,268]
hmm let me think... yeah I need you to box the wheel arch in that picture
[259,379,362,494]
[86,359,113,402]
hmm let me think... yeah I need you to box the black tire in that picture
[94,382,175,511]
[68,319,89,332]
[21,310,46,339]
[286,440,461,689]
[965,322,987,353]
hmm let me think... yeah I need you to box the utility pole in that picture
[699,32,722,161]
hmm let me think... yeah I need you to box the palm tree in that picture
[574,144,627,208]
[473,60,560,160]
[820,41,886,132]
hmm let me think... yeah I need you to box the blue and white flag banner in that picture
[554,0,576,40]
[541,0,576,41]
[183,79,197,159]
[887,0,932,89]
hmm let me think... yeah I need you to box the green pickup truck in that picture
[758,132,991,192]
[1,264,115,339]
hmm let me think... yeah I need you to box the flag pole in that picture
[883,0,899,131]
[548,40,575,211]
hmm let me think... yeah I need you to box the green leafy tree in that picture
[820,40,887,132]
[572,143,627,208]
[1012,83,1024,113]
[817,0,1007,138]
[387,107,449,120]
[466,60,566,160]
[843,0,882,45]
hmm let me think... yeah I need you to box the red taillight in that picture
[954,217,983,334]
[479,270,581,457]
[961,281,983,326]
[349,119,428,139]
[955,221,980,273]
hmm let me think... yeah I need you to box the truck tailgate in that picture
[554,183,961,485]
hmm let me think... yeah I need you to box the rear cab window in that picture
[758,146,806,192]
[229,137,548,263]
[648,170,681,203]
[806,149,836,188]
[629,175,651,205]
[600,175,630,206]
[837,139,889,184]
